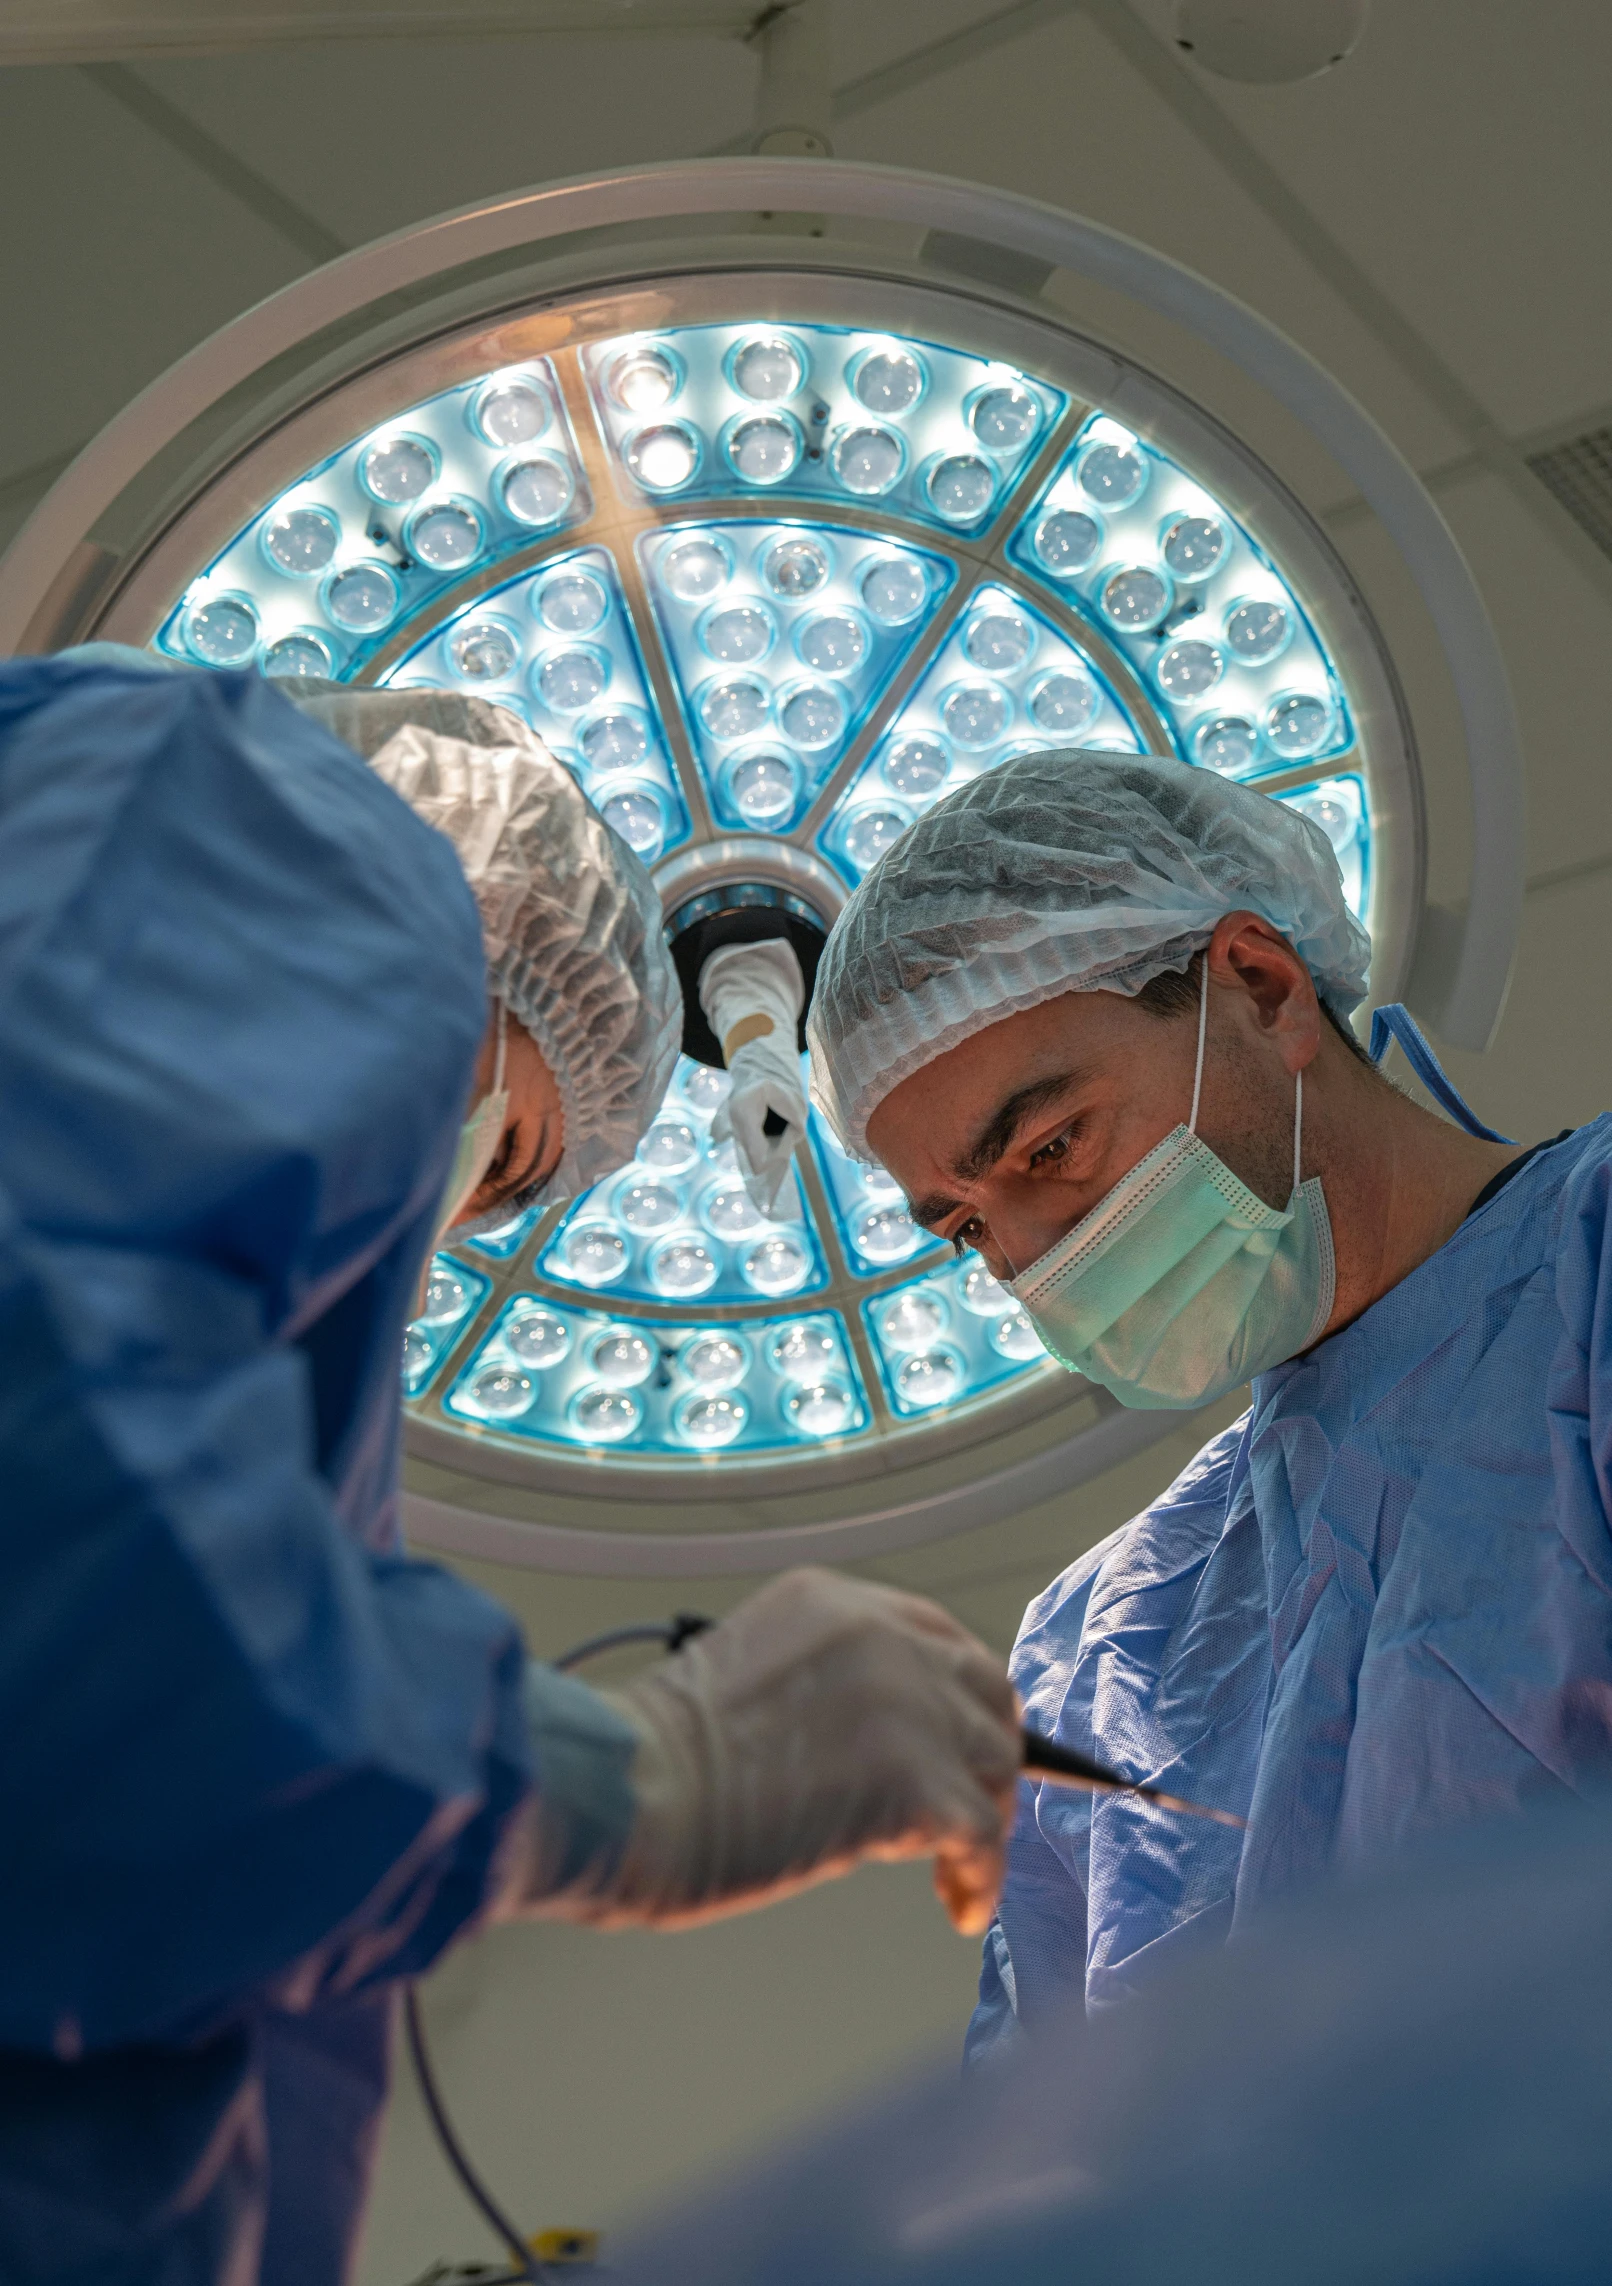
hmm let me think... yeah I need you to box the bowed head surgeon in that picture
[0,654,1018,2283]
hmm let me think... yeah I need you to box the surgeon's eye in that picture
[1028,1127,1076,1172]
[950,1216,986,1257]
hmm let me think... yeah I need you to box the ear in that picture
[1208,910,1321,1075]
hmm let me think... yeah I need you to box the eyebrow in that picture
[905,1071,1085,1232]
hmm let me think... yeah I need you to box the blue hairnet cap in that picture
[807,747,1371,1157]
[290,683,681,1208]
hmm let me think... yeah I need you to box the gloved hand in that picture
[699,939,809,1218]
[524,1569,1020,1936]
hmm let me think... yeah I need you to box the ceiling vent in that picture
[1527,425,1612,562]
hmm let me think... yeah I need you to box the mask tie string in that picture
[1293,1067,1304,1199]
[492,997,508,1098]
[1188,956,1209,1135]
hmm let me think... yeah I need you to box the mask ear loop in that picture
[1293,1067,1304,1199]
[492,997,508,1099]
[1188,956,1209,1134]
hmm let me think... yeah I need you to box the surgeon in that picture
[0,654,1018,2285]
[806,745,1612,2046]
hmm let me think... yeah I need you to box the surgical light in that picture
[0,160,1518,1575]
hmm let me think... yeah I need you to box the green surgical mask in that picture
[1009,968,1334,1409]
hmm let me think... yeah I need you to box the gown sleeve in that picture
[0,663,561,2055]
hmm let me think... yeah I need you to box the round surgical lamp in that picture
[0,160,1521,1576]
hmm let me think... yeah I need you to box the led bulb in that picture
[615,1179,682,1233]
[941,682,1011,748]
[264,632,333,680]
[539,570,609,633]
[787,1379,855,1436]
[743,1234,811,1297]
[590,1329,656,1388]
[796,612,866,676]
[701,1180,762,1239]
[505,1309,572,1370]
[561,1223,630,1286]
[778,683,845,749]
[731,335,805,401]
[926,456,995,524]
[728,415,802,485]
[183,593,258,666]
[449,618,518,681]
[681,1332,749,1388]
[879,1289,946,1350]
[728,750,798,826]
[1101,566,1171,630]
[1226,597,1293,665]
[895,1348,963,1409]
[467,1365,536,1419]
[651,1239,718,1298]
[959,1263,1010,1315]
[325,564,398,633]
[402,1326,433,1384]
[580,711,648,772]
[1034,509,1102,576]
[418,1267,469,1326]
[860,555,928,624]
[1291,788,1357,853]
[538,648,608,711]
[477,377,550,446]
[627,424,699,491]
[842,805,912,872]
[1195,715,1258,774]
[1029,671,1098,736]
[1156,640,1224,699]
[764,535,830,598]
[611,349,680,413]
[993,1311,1043,1360]
[675,1392,747,1449]
[502,456,575,528]
[360,434,435,504]
[570,1384,642,1443]
[263,504,339,577]
[770,1321,839,1379]
[1078,440,1148,507]
[852,347,926,414]
[1160,516,1227,582]
[882,735,949,798]
[638,1119,700,1173]
[832,427,904,495]
[600,784,664,858]
[1266,690,1332,758]
[682,1063,731,1116]
[662,537,730,602]
[410,502,482,571]
[702,604,775,664]
[963,612,1033,674]
[855,1203,921,1264]
[700,677,769,741]
[971,384,1041,453]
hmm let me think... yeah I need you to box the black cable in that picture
[404,1985,543,2284]
[405,1612,714,2275]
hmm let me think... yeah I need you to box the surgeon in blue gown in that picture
[807,747,1612,2047]
[0,655,1020,2285]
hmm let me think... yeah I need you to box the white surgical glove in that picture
[524,1569,1020,1936]
[699,939,809,1218]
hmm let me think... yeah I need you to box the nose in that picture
[988,1192,1091,1282]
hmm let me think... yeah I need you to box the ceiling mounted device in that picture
[0,157,1521,1575]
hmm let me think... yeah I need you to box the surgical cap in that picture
[290,683,681,1209]
[807,747,1372,1158]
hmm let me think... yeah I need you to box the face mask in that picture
[1010,966,1335,1410]
[426,1002,510,1267]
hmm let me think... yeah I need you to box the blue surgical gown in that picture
[0,658,599,2283]
[969,1114,1612,2053]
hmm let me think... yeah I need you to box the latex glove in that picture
[527,1568,1020,1936]
[699,939,809,1218]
